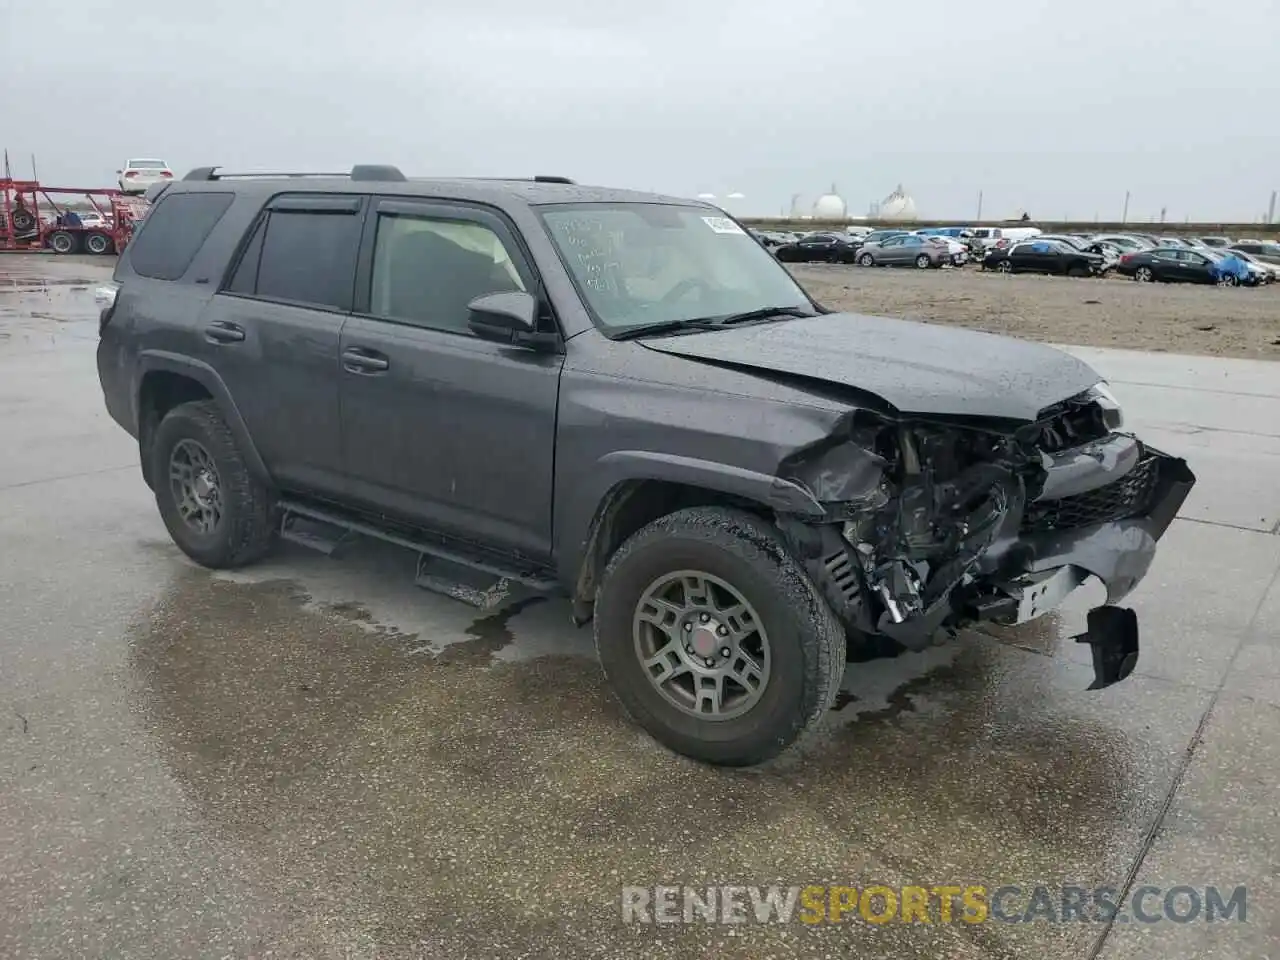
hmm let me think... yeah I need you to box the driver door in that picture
[337,199,564,559]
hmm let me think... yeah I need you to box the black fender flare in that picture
[134,350,272,484]
[561,450,826,616]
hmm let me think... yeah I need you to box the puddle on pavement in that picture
[118,563,1185,955]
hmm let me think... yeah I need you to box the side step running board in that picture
[277,499,561,595]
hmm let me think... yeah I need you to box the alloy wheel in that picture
[169,439,223,534]
[633,570,771,720]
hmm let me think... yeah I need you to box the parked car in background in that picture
[1092,234,1153,252]
[1197,236,1232,248]
[1204,248,1266,286]
[117,159,174,195]
[859,229,911,247]
[856,234,953,268]
[983,239,1106,276]
[1230,240,1280,266]
[1115,247,1249,286]
[931,236,970,264]
[1040,235,1123,269]
[772,232,861,264]
[1227,248,1278,283]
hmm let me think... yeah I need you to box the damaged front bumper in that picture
[791,428,1195,692]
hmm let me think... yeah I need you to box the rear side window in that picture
[127,192,234,281]
[227,206,362,310]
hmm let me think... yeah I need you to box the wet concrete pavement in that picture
[1,257,1278,959]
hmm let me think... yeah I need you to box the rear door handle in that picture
[342,347,390,373]
[204,321,245,344]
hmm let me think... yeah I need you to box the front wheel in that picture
[594,507,845,766]
[858,253,874,267]
[996,260,1013,273]
[1217,274,1239,287]
[915,254,932,269]
[150,400,276,569]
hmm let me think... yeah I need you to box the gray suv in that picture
[97,165,1195,766]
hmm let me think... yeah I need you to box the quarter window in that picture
[369,214,526,333]
[127,191,233,281]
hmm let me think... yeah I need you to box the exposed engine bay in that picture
[777,385,1196,691]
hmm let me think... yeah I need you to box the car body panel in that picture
[634,312,1101,420]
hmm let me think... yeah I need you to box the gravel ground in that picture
[790,264,1280,360]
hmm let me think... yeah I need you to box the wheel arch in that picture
[562,451,826,623]
[135,352,270,489]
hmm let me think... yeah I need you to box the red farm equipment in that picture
[0,180,148,255]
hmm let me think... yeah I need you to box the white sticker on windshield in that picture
[702,216,746,235]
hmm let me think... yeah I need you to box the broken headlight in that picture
[1088,381,1124,431]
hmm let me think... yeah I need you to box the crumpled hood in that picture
[639,312,1102,421]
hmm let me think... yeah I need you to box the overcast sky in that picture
[5,0,1278,221]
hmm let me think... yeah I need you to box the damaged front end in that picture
[776,386,1195,691]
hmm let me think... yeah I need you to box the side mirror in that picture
[467,291,555,349]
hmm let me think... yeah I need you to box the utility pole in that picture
[976,190,983,222]
[1122,191,1130,224]
[1268,190,1277,225]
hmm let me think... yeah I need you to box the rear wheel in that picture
[1134,266,1154,282]
[84,232,113,255]
[594,506,845,766]
[150,400,276,569]
[48,231,78,254]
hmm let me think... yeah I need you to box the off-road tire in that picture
[150,400,275,569]
[594,506,845,766]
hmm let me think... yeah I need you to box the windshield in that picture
[539,203,812,332]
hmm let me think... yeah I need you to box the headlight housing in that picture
[1089,381,1124,430]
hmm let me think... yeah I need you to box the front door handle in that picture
[204,321,245,344]
[342,347,390,373]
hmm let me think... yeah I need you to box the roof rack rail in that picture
[181,165,407,182]
[437,175,576,185]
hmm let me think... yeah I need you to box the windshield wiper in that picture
[609,306,815,341]
[609,318,725,341]
[711,305,816,326]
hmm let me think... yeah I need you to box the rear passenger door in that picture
[202,194,364,495]
[337,199,563,560]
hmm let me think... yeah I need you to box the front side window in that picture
[369,213,525,333]
[539,203,810,331]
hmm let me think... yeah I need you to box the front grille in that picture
[1021,455,1161,534]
